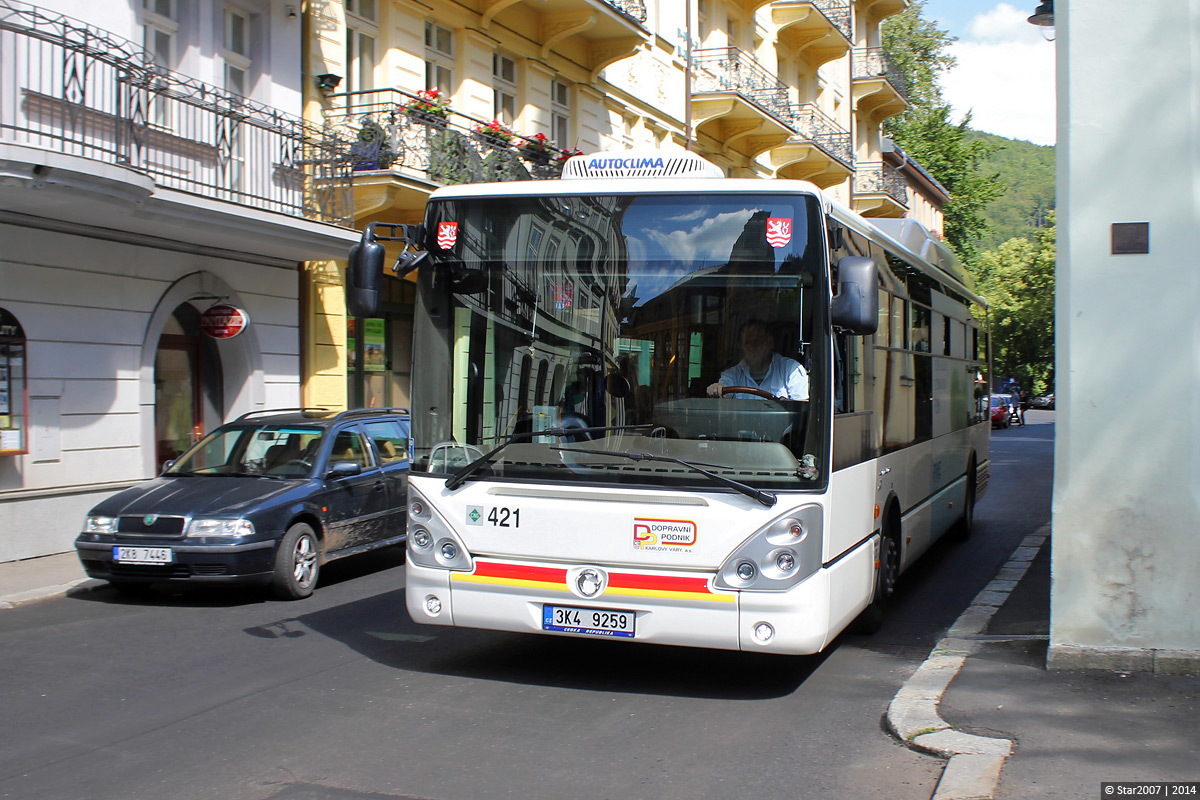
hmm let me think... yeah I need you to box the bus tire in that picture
[952,460,977,542]
[855,517,900,634]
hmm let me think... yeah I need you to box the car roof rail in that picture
[235,407,332,421]
[332,407,411,423]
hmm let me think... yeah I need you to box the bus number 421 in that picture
[488,507,520,528]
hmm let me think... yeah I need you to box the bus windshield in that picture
[410,191,830,492]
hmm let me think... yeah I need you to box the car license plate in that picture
[113,546,173,564]
[542,604,635,638]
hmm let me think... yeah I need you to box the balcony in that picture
[768,104,853,187]
[852,47,909,122]
[853,161,908,217]
[690,48,794,158]
[323,90,573,222]
[480,0,650,76]
[772,1,852,68]
[0,0,350,227]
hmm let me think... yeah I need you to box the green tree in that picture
[973,213,1056,393]
[882,1,1003,260]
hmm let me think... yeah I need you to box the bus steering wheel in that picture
[721,385,778,401]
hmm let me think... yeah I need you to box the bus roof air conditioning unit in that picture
[561,150,725,180]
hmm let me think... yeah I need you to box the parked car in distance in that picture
[990,394,1012,428]
[1031,393,1055,409]
[75,408,410,599]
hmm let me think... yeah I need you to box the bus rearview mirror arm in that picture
[830,256,879,336]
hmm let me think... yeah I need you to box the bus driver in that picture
[707,319,809,401]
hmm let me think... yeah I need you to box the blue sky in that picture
[915,1,1056,146]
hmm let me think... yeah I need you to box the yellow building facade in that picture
[300,0,923,410]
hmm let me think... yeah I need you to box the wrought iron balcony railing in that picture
[0,0,351,225]
[605,0,648,23]
[322,89,573,188]
[852,47,910,104]
[808,0,852,41]
[854,161,908,207]
[691,47,792,123]
[788,103,853,169]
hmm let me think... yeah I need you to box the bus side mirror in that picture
[347,223,429,318]
[347,228,385,318]
[830,256,878,335]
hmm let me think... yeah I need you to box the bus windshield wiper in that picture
[552,447,777,508]
[444,425,653,490]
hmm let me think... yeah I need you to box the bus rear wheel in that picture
[952,460,977,542]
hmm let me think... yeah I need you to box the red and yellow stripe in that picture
[452,560,734,603]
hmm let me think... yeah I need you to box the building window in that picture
[346,0,375,22]
[223,8,251,97]
[425,22,454,95]
[551,79,570,148]
[494,53,517,126]
[346,3,378,94]
[143,0,176,71]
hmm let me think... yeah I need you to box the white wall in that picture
[1051,0,1200,673]
[0,223,299,561]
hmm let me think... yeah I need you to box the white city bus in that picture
[366,150,990,655]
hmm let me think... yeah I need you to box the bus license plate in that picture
[543,604,635,638]
[113,546,173,564]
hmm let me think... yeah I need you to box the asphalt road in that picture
[0,412,1054,800]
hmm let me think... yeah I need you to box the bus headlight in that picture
[715,506,823,592]
[406,486,473,571]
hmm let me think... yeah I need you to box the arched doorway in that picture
[154,304,224,469]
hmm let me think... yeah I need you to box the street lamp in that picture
[1027,0,1054,40]
[1027,0,1054,26]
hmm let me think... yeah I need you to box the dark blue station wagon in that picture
[75,408,410,599]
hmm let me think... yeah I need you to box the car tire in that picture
[271,522,320,600]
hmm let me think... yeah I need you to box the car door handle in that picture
[373,481,385,492]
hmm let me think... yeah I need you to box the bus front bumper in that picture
[404,557,854,655]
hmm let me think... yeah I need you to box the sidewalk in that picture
[3,536,1199,800]
[887,529,1200,800]
[0,550,103,608]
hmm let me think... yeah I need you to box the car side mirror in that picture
[830,256,879,335]
[327,461,362,478]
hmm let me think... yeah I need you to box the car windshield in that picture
[410,191,830,492]
[167,424,324,478]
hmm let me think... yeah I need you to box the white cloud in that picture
[940,3,1057,146]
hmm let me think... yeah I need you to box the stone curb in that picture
[0,578,107,609]
[886,524,1051,800]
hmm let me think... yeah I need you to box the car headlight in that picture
[84,515,118,533]
[187,518,255,537]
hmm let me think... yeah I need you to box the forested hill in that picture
[968,130,1056,251]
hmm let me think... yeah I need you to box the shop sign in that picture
[199,304,250,339]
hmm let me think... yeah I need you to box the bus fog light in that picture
[412,528,432,549]
[425,595,442,615]
[753,622,775,643]
[736,561,757,581]
[440,541,459,561]
[776,552,796,573]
